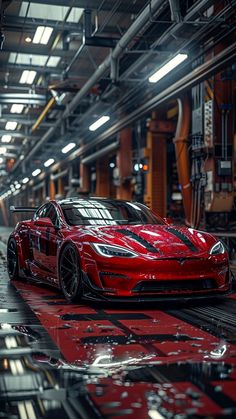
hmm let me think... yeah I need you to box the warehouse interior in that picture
[0,0,236,417]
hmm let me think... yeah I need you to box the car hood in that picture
[77,224,215,257]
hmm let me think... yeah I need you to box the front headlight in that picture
[92,243,138,258]
[209,241,225,255]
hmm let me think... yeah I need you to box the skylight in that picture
[19,2,83,23]
[9,53,61,68]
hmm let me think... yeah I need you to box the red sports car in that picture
[7,198,231,302]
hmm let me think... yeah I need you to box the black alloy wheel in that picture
[59,243,83,302]
[7,238,19,280]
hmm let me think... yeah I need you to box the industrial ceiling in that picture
[0,0,235,198]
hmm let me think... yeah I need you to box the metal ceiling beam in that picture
[2,45,77,58]
[0,93,46,105]
[82,40,236,153]
[1,63,82,77]
[0,115,55,127]
[14,0,168,171]
[0,143,19,149]
[5,16,124,36]
[0,130,40,139]
[5,16,83,32]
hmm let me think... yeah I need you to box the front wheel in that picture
[7,238,19,280]
[59,243,83,303]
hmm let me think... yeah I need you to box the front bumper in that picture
[82,270,232,303]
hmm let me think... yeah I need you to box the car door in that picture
[29,203,50,277]
[30,203,60,280]
[38,203,61,279]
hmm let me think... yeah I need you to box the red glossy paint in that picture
[8,198,231,302]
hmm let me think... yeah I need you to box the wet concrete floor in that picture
[0,228,236,418]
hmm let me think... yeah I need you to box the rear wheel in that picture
[7,238,19,280]
[59,243,83,303]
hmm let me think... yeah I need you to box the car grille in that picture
[132,279,216,293]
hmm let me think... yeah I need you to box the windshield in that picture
[61,199,163,226]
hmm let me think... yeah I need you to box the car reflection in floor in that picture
[0,235,236,418]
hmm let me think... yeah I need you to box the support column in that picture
[144,113,175,217]
[116,126,133,200]
[58,178,63,197]
[49,177,56,199]
[80,162,90,193]
[0,200,9,227]
[95,158,110,197]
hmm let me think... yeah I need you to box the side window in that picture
[45,204,59,227]
[35,204,49,220]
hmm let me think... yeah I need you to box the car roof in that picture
[58,197,131,206]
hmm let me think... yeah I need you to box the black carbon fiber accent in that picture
[166,227,198,252]
[116,229,158,253]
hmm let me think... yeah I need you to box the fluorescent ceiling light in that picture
[33,26,53,45]
[5,121,17,130]
[1,135,11,143]
[44,158,55,167]
[10,104,24,114]
[0,157,3,164]
[22,177,29,184]
[89,116,110,132]
[15,184,21,190]
[19,70,37,84]
[61,143,76,154]
[32,168,41,177]
[0,147,7,154]
[148,53,188,83]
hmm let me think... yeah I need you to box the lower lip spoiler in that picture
[81,271,232,303]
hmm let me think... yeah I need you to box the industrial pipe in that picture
[173,95,192,225]
[31,97,55,133]
[81,141,119,164]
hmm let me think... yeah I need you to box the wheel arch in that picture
[57,240,83,277]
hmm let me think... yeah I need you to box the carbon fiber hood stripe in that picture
[166,227,198,252]
[116,229,158,253]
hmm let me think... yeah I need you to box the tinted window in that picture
[35,204,49,219]
[35,203,59,227]
[45,204,58,226]
[62,199,163,226]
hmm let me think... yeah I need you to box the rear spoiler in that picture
[10,206,38,213]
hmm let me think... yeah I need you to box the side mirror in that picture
[163,217,174,225]
[34,217,54,228]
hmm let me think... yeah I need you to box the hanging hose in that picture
[173,94,192,226]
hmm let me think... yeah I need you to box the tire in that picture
[59,243,83,303]
[7,238,19,280]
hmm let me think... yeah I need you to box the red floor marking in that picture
[87,380,222,419]
[13,281,236,365]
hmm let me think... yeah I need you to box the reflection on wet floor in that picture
[0,235,236,417]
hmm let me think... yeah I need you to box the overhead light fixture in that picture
[89,116,110,132]
[33,26,53,45]
[15,183,21,190]
[19,70,37,84]
[0,147,7,154]
[25,36,32,43]
[44,158,55,167]
[5,121,17,130]
[0,157,3,164]
[22,177,29,184]
[148,53,188,83]
[10,104,24,114]
[61,143,76,154]
[32,168,41,177]
[1,135,11,143]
